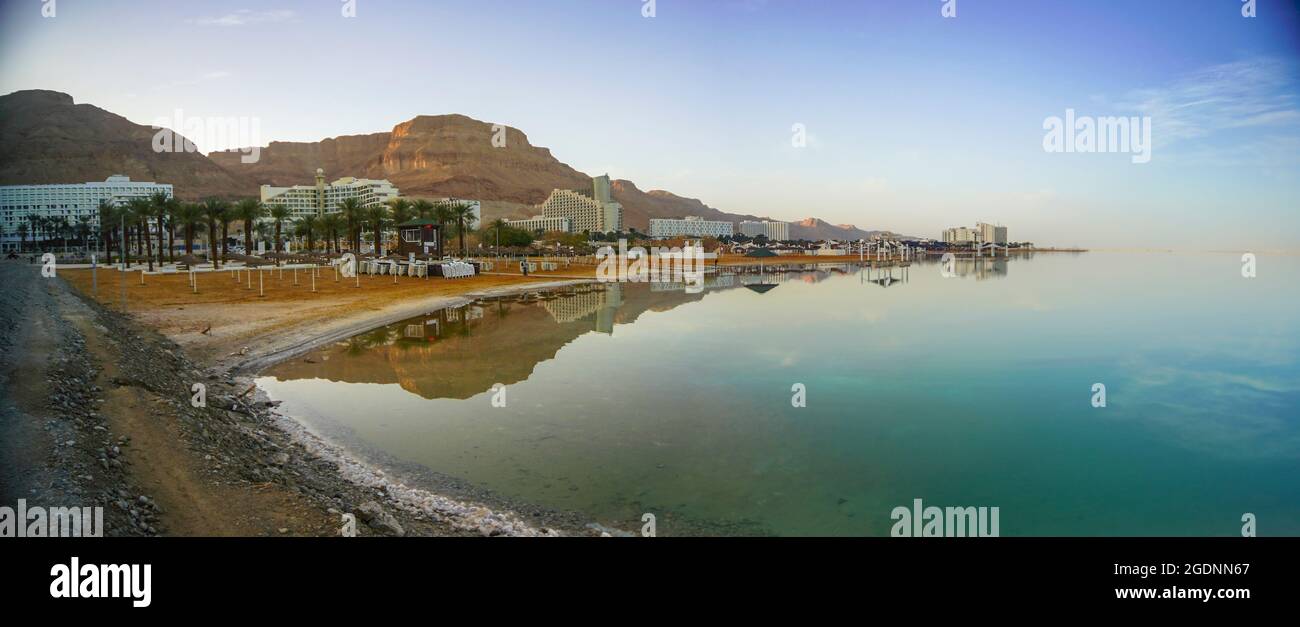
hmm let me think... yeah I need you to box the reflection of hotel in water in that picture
[953,257,1009,280]
[543,284,623,334]
[403,305,484,339]
[649,274,737,292]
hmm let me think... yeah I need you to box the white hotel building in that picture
[260,168,399,218]
[738,220,791,242]
[943,223,1008,245]
[0,175,173,253]
[942,226,978,244]
[531,174,623,234]
[649,216,734,239]
[978,222,1009,245]
[505,215,572,234]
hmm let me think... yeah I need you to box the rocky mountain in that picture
[208,115,591,208]
[0,90,245,196]
[1,90,889,240]
[790,218,896,242]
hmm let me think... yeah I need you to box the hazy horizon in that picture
[2,0,1298,249]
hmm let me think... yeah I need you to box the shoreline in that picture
[28,252,1094,537]
[229,277,614,537]
[227,277,595,374]
[51,265,613,536]
[42,251,1083,538]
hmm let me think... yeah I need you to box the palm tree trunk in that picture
[207,220,220,269]
[156,211,166,265]
[141,218,155,272]
[221,220,230,262]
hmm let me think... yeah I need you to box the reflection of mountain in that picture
[268,282,733,400]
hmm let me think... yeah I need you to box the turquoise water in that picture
[257,253,1300,536]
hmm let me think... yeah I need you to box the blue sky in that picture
[2,0,1297,248]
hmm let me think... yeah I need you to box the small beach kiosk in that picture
[395,219,444,258]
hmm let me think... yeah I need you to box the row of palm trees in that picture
[8,213,96,254]
[87,194,479,270]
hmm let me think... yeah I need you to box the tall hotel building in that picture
[260,168,399,218]
[942,226,978,244]
[943,223,1008,245]
[738,220,791,242]
[649,216,734,239]
[977,222,1009,245]
[0,175,173,252]
[532,174,624,234]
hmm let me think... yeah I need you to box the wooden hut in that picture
[394,220,444,258]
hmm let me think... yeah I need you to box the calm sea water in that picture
[257,253,1300,536]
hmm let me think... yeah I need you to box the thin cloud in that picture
[189,9,297,27]
[1116,57,1300,144]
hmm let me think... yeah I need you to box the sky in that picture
[1,0,1298,249]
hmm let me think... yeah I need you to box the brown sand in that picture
[58,255,870,369]
[60,264,596,367]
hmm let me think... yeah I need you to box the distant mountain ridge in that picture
[0,90,889,240]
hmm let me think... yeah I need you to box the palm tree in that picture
[338,198,365,254]
[176,202,202,255]
[164,197,182,262]
[96,200,117,265]
[75,215,91,254]
[47,216,68,254]
[232,199,265,256]
[26,215,39,251]
[449,201,478,257]
[412,199,435,220]
[487,218,509,257]
[269,205,290,253]
[294,215,319,253]
[366,204,390,256]
[17,223,29,254]
[432,201,455,254]
[387,198,415,226]
[149,191,170,265]
[255,220,273,247]
[219,209,234,262]
[319,213,342,253]
[126,198,155,271]
[201,198,228,269]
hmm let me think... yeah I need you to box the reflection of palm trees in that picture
[344,326,399,355]
[344,335,370,356]
[365,326,398,346]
